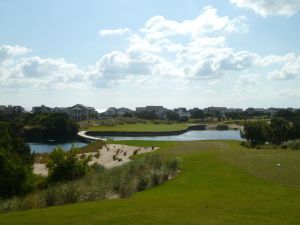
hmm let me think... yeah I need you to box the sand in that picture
[33,144,158,176]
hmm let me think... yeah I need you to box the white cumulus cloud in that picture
[230,0,300,17]
[268,56,300,80]
[0,45,31,63]
[98,28,131,36]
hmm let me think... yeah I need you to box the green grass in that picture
[86,123,188,132]
[1,140,300,225]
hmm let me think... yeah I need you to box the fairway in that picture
[86,123,188,132]
[1,140,300,225]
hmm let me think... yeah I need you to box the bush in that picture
[287,139,300,150]
[0,154,179,212]
[216,124,229,130]
[266,118,291,145]
[240,121,268,146]
[46,147,92,183]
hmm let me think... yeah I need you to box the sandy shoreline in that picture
[34,144,158,176]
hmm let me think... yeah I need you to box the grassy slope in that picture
[1,140,300,225]
[86,123,188,132]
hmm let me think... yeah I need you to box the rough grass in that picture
[0,154,178,213]
[86,123,188,132]
[0,140,299,225]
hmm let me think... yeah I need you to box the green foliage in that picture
[0,122,34,198]
[286,139,300,150]
[240,121,267,146]
[289,122,300,140]
[266,118,291,145]
[190,108,205,119]
[23,113,78,141]
[0,154,179,212]
[46,147,92,183]
[216,124,229,130]
[166,111,179,121]
[1,141,300,225]
[87,123,187,132]
[241,118,294,146]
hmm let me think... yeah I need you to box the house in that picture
[101,107,118,117]
[136,106,168,119]
[173,108,190,118]
[66,104,97,121]
[32,105,51,113]
[204,106,227,117]
[116,107,134,116]
[0,105,25,113]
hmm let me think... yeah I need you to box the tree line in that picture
[241,109,300,146]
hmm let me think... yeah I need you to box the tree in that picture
[275,109,293,121]
[289,122,300,140]
[190,108,204,119]
[240,121,267,146]
[266,118,291,145]
[0,122,34,198]
[46,147,92,183]
[166,111,179,121]
[23,113,78,141]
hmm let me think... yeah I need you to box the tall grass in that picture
[0,154,179,213]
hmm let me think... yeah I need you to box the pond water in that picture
[28,130,242,153]
[28,141,87,153]
[95,130,242,141]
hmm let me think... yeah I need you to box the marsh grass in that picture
[0,154,179,213]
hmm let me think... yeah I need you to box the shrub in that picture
[46,147,92,183]
[216,124,229,130]
[95,151,100,158]
[137,175,151,191]
[133,149,139,155]
[44,186,58,206]
[287,139,300,150]
[0,154,179,212]
[240,121,267,146]
[61,183,81,204]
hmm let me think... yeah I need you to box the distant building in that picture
[0,105,7,112]
[173,108,190,118]
[66,104,97,121]
[0,105,25,113]
[101,107,118,117]
[52,107,67,113]
[226,108,243,113]
[32,105,51,113]
[136,107,146,113]
[265,107,284,115]
[136,106,168,119]
[100,107,134,118]
[204,106,227,117]
[116,107,134,116]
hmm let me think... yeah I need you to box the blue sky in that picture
[1,0,300,110]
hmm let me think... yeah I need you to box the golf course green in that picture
[85,123,188,132]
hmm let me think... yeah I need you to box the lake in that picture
[28,130,242,153]
[95,130,242,141]
[28,141,87,153]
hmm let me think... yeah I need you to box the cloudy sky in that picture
[1,0,300,110]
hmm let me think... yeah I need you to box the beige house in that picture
[66,104,97,121]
